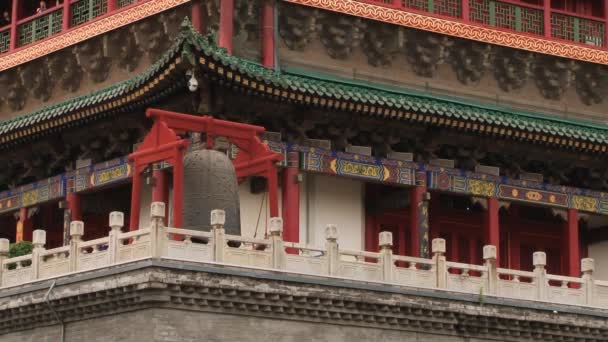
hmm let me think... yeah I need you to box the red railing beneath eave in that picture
[1,0,144,55]
[357,0,608,50]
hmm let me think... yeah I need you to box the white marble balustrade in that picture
[0,202,606,310]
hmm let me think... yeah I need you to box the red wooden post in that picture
[9,0,18,51]
[62,0,71,31]
[261,0,275,68]
[282,152,300,249]
[152,169,169,225]
[66,192,81,221]
[485,197,500,265]
[16,207,32,242]
[544,0,552,38]
[108,0,118,12]
[562,208,580,276]
[191,0,203,33]
[129,170,142,231]
[511,231,521,270]
[461,0,470,21]
[409,186,426,257]
[219,0,234,54]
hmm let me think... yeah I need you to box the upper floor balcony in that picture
[0,0,143,55]
[357,0,608,49]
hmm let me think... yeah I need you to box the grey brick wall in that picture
[1,308,487,342]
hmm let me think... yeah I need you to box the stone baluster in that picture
[69,221,84,272]
[0,238,9,287]
[211,209,226,263]
[581,258,594,305]
[108,211,124,264]
[31,230,46,280]
[325,224,339,276]
[150,202,166,258]
[379,231,393,283]
[483,245,498,295]
[432,238,447,289]
[533,251,547,301]
[269,217,285,270]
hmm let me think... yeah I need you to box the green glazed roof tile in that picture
[3,18,608,151]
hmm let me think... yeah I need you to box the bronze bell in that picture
[182,149,241,235]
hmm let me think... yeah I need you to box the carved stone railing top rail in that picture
[0,202,606,310]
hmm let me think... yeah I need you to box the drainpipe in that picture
[44,281,65,342]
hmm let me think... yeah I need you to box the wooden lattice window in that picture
[17,10,63,47]
[402,0,461,18]
[118,0,137,8]
[0,29,9,53]
[71,0,108,27]
[469,0,543,35]
[551,12,604,46]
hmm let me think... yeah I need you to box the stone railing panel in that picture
[338,250,383,282]
[223,235,273,269]
[283,243,328,275]
[39,246,71,279]
[496,268,537,300]
[594,280,608,307]
[165,228,213,261]
[545,274,586,306]
[392,255,436,288]
[78,237,110,271]
[2,254,34,287]
[446,262,488,294]
[117,229,152,262]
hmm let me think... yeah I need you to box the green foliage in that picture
[9,241,33,258]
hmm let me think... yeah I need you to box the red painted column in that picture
[16,207,32,242]
[66,192,81,221]
[282,152,299,247]
[461,0,470,21]
[261,0,275,68]
[152,169,169,225]
[129,171,142,231]
[544,0,552,38]
[364,214,376,252]
[219,0,234,54]
[62,0,71,31]
[9,0,18,51]
[108,0,118,12]
[485,197,500,265]
[562,208,580,276]
[409,186,426,257]
[191,0,203,33]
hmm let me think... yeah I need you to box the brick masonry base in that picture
[0,259,606,341]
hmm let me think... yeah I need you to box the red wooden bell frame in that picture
[128,108,283,230]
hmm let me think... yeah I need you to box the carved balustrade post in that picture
[31,230,46,280]
[379,231,393,283]
[483,245,498,295]
[325,224,339,276]
[432,238,447,289]
[269,217,285,270]
[69,221,84,272]
[581,258,595,305]
[0,239,9,287]
[150,202,166,258]
[108,211,124,264]
[533,251,547,301]
[211,209,226,263]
